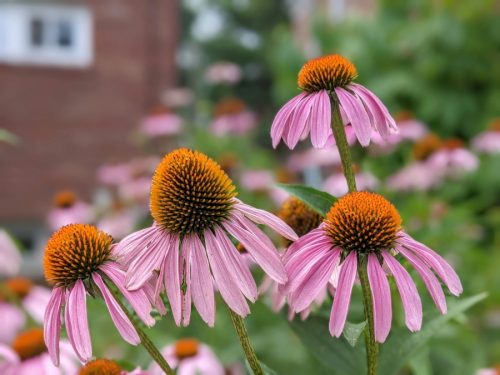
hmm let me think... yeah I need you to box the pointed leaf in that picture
[343,320,367,347]
[277,183,336,216]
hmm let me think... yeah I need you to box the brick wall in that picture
[0,0,179,223]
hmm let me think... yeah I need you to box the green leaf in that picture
[244,360,279,375]
[290,316,366,375]
[378,293,487,375]
[343,320,367,347]
[0,129,19,145]
[276,183,337,216]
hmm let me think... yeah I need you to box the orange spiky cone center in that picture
[298,54,357,92]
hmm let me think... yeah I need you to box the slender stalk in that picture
[330,95,378,375]
[227,307,264,375]
[105,281,175,375]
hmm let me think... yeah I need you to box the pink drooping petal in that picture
[164,235,182,326]
[367,254,392,343]
[289,248,341,313]
[398,246,447,314]
[23,286,51,324]
[398,232,462,296]
[284,94,315,149]
[335,87,372,146]
[44,287,64,366]
[126,229,170,290]
[350,83,397,133]
[99,262,155,327]
[309,90,332,148]
[204,230,250,316]
[271,93,307,148]
[180,239,192,326]
[329,252,358,337]
[282,228,326,263]
[214,227,257,301]
[188,235,215,326]
[117,225,161,261]
[142,278,167,315]
[233,200,298,241]
[64,280,92,362]
[92,273,140,345]
[224,217,287,284]
[382,253,422,332]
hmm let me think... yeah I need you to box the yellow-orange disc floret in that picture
[324,192,402,254]
[298,54,358,92]
[1,277,34,300]
[53,190,77,208]
[150,148,237,235]
[175,338,199,359]
[79,359,122,375]
[278,197,323,246]
[413,134,442,161]
[11,328,47,361]
[44,224,113,287]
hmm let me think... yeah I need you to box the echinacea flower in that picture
[47,191,94,231]
[271,54,397,149]
[284,192,462,342]
[0,229,22,277]
[472,119,500,154]
[427,139,479,177]
[79,358,148,375]
[0,328,80,375]
[1,277,51,323]
[139,106,183,138]
[211,98,257,136]
[0,302,24,344]
[117,148,297,326]
[149,339,224,375]
[323,168,378,197]
[43,224,154,365]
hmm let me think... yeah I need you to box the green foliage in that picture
[277,183,337,216]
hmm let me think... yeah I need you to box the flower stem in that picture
[106,281,175,375]
[330,96,378,375]
[227,307,264,375]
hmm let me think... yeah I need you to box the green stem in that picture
[106,280,175,375]
[330,96,378,375]
[227,307,264,375]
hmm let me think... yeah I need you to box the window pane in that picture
[57,20,73,47]
[30,18,44,46]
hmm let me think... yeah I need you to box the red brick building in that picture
[0,0,179,226]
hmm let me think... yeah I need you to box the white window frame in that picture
[0,3,93,68]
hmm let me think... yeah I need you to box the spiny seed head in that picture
[175,338,199,359]
[324,192,402,254]
[441,138,464,150]
[278,197,323,246]
[0,277,33,300]
[298,54,357,92]
[150,148,237,235]
[12,328,47,361]
[413,134,442,161]
[53,190,77,208]
[79,359,122,375]
[43,224,113,288]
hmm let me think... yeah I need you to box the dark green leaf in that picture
[343,321,367,347]
[276,183,337,216]
[244,360,279,375]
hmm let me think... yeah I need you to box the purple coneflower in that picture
[211,98,257,136]
[117,148,297,326]
[0,229,22,277]
[43,224,154,365]
[284,191,462,343]
[47,191,94,231]
[79,358,148,375]
[472,119,500,154]
[149,339,224,375]
[271,54,397,149]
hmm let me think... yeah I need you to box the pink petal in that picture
[117,225,161,261]
[64,280,92,362]
[329,252,357,337]
[285,94,315,149]
[164,235,182,326]
[398,232,462,296]
[271,93,307,148]
[367,254,392,343]
[351,83,397,133]
[188,235,215,326]
[204,230,250,316]
[234,200,298,241]
[180,240,192,326]
[398,246,447,314]
[335,87,372,146]
[224,217,287,284]
[92,273,140,345]
[382,253,422,332]
[99,262,155,327]
[309,90,332,148]
[44,287,64,366]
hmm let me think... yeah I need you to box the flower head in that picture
[271,54,397,149]
[278,197,323,247]
[472,119,500,154]
[118,148,297,326]
[211,98,257,136]
[285,192,462,342]
[43,224,154,365]
[47,191,93,231]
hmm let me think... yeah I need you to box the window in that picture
[0,4,93,67]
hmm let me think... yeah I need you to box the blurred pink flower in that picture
[2,278,51,324]
[271,54,397,149]
[0,229,22,277]
[472,131,500,154]
[204,62,242,85]
[43,225,154,365]
[0,303,25,344]
[97,209,140,241]
[162,87,194,108]
[284,192,462,342]
[149,339,225,375]
[287,148,341,172]
[139,108,183,137]
[97,157,159,187]
[0,329,80,375]
[118,177,151,203]
[386,162,443,192]
[323,171,378,197]
[211,98,257,136]
[427,143,479,177]
[239,170,275,192]
[47,191,94,231]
